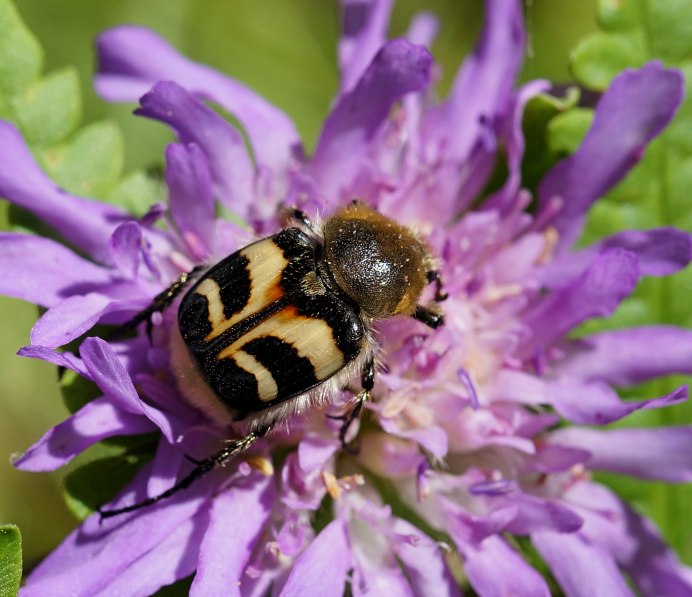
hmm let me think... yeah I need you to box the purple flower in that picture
[3,1,692,595]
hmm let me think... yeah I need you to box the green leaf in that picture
[571,0,692,562]
[521,89,581,194]
[0,0,42,98]
[40,121,124,200]
[108,170,165,217]
[547,108,593,156]
[0,524,22,597]
[10,67,81,146]
[60,368,101,414]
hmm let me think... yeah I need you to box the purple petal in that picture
[486,80,550,211]
[147,437,184,497]
[17,345,89,378]
[618,501,692,594]
[525,444,591,474]
[440,496,517,545]
[538,62,684,249]
[95,26,300,175]
[566,482,692,596]
[310,39,432,199]
[23,469,217,595]
[549,382,687,425]
[108,221,142,280]
[136,81,254,216]
[424,0,525,163]
[522,248,638,355]
[556,326,692,386]
[80,337,181,441]
[338,0,393,94]
[0,121,127,264]
[550,426,692,482]
[12,397,154,471]
[165,143,215,259]
[93,512,207,596]
[30,293,113,348]
[541,227,692,287]
[406,11,439,47]
[190,474,273,596]
[533,532,634,597]
[280,519,351,597]
[0,233,114,307]
[459,535,550,597]
[390,518,461,597]
[503,494,583,535]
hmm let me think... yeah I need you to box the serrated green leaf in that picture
[40,121,124,199]
[571,0,692,562]
[0,0,42,98]
[0,524,22,597]
[10,67,81,146]
[571,32,643,91]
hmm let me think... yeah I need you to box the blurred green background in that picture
[2,0,688,574]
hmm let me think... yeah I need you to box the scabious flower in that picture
[2,0,692,595]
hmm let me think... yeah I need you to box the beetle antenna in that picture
[98,425,272,521]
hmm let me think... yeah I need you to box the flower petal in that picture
[541,227,692,291]
[95,26,300,175]
[424,0,525,163]
[30,293,114,348]
[165,143,215,259]
[522,248,639,356]
[12,397,154,471]
[23,469,217,595]
[80,337,182,441]
[0,121,127,264]
[459,535,550,597]
[390,518,461,597]
[0,233,114,307]
[538,62,684,249]
[190,473,274,596]
[94,511,207,597]
[17,345,89,378]
[549,426,692,482]
[566,482,692,596]
[280,519,351,597]
[310,39,432,199]
[108,221,142,280]
[549,382,687,425]
[338,0,393,94]
[503,494,584,535]
[136,81,254,216]
[556,326,692,386]
[533,531,634,597]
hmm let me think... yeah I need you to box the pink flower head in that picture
[2,1,692,595]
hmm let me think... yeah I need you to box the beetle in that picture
[99,201,444,518]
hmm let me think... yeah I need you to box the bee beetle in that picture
[100,202,444,518]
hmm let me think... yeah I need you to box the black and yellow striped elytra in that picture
[178,227,366,417]
[99,203,444,519]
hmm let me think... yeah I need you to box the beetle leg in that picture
[413,305,445,329]
[333,357,374,452]
[284,206,319,236]
[426,269,448,302]
[110,265,205,341]
[98,425,272,520]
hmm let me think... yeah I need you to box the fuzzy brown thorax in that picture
[323,203,431,319]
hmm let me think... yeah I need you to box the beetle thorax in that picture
[323,204,429,320]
